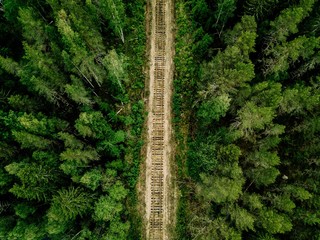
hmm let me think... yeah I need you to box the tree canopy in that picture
[0,0,145,239]
[175,0,320,239]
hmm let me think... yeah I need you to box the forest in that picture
[0,0,320,239]
[0,0,145,239]
[174,0,320,239]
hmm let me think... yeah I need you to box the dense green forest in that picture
[1,0,320,239]
[0,0,145,239]
[174,0,320,239]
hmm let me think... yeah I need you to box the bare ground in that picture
[138,0,176,239]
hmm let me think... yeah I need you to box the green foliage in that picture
[223,15,258,54]
[280,83,320,115]
[14,203,37,219]
[105,219,130,240]
[246,150,280,167]
[259,209,293,234]
[187,216,242,240]
[93,180,128,227]
[18,7,47,45]
[247,166,280,186]
[245,0,279,19]
[12,131,52,149]
[65,76,93,105]
[17,113,68,135]
[264,36,320,76]
[46,187,93,235]
[270,194,296,213]
[0,0,143,237]
[8,95,41,112]
[214,0,237,27]
[236,102,275,137]
[103,49,128,92]
[80,168,103,191]
[0,56,19,75]
[201,48,255,95]
[200,16,257,96]
[188,141,217,177]
[271,8,303,38]
[176,0,320,238]
[0,168,12,191]
[49,187,93,220]
[197,94,231,125]
[60,148,100,163]
[58,132,84,149]
[1,0,320,238]
[283,185,312,201]
[242,193,264,210]
[75,111,112,139]
[94,195,123,222]
[7,220,46,240]
[5,161,58,201]
[197,173,244,204]
[228,205,255,231]
[97,0,126,42]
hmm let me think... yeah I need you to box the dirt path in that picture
[144,0,175,239]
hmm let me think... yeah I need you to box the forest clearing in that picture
[143,0,175,239]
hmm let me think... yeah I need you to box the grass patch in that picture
[122,1,146,239]
[173,1,198,239]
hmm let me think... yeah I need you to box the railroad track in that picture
[146,0,171,239]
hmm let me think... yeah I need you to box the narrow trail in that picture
[145,0,175,239]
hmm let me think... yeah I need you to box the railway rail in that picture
[146,0,172,239]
